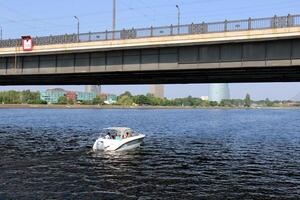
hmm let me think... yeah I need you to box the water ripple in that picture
[0,109,300,199]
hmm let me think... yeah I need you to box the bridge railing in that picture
[1,14,300,48]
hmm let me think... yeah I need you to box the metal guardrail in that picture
[0,14,299,48]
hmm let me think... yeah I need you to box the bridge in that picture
[0,14,300,85]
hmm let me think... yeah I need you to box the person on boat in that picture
[128,132,132,137]
[105,132,111,139]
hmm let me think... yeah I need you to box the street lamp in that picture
[112,0,116,39]
[176,5,180,34]
[0,25,2,40]
[112,0,116,32]
[74,16,80,42]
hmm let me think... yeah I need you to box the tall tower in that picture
[209,83,230,103]
[150,85,164,98]
[85,85,101,94]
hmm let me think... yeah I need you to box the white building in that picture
[85,85,101,94]
[208,84,230,103]
[200,96,209,101]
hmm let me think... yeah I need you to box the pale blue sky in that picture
[0,0,300,100]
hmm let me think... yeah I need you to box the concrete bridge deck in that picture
[0,27,300,57]
[0,14,300,85]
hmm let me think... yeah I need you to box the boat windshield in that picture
[101,128,133,139]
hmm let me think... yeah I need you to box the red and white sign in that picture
[22,36,33,51]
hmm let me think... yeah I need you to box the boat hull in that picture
[93,134,145,152]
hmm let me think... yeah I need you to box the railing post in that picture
[287,14,292,27]
[190,23,194,34]
[170,24,173,36]
[224,20,228,31]
[89,31,91,41]
[273,15,277,28]
[132,27,136,39]
[248,17,252,30]
[105,30,108,40]
[122,28,125,39]
[73,34,76,43]
[202,22,206,33]
[150,26,153,37]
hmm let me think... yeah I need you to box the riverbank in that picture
[0,104,299,110]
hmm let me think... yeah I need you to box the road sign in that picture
[22,36,33,51]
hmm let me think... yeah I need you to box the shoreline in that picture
[0,104,299,110]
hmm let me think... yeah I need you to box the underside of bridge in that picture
[0,66,300,85]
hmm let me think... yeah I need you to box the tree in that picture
[117,95,134,106]
[134,95,149,105]
[146,93,163,106]
[265,98,274,107]
[209,101,218,107]
[57,96,67,104]
[244,93,251,108]
[21,90,40,103]
[67,99,75,105]
[118,91,133,99]
[92,96,104,105]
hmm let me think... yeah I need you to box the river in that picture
[0,109,300,199]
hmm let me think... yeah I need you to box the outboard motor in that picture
[92,140,105,151]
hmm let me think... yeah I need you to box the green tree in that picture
[20,90,40,103]
[67,99,75,105]
[146,93,163,106]
[135,95,149,105]
[244,93,251,108]
[92,96,104,105]
[265,98,274,107]
[118,91,133,99]
[220,99,235,107]
[57,96,68,104]
[118,95,134,106]
[209,101,218,107]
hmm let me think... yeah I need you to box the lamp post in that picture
[112,0,116,39]
[74,16,80,42]
[0,25,2,40]
[176,5,180,34]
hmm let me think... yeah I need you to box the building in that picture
[76,91,97,102]
[40,88,97,104]
[150,85,164,98]
[200,96,209,101]
[40,88,66,104]
[85,85,101,94]
[104,94,117,104]
[209,84,230,103]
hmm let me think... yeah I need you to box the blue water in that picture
[0,109,300,199]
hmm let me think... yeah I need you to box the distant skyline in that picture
[1,83,300,101]
[0,0,300,100]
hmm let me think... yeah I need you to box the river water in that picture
[0,109,300,199]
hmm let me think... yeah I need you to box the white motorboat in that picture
[92,127,145,151]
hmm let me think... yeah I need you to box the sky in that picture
[0,0,300,100]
